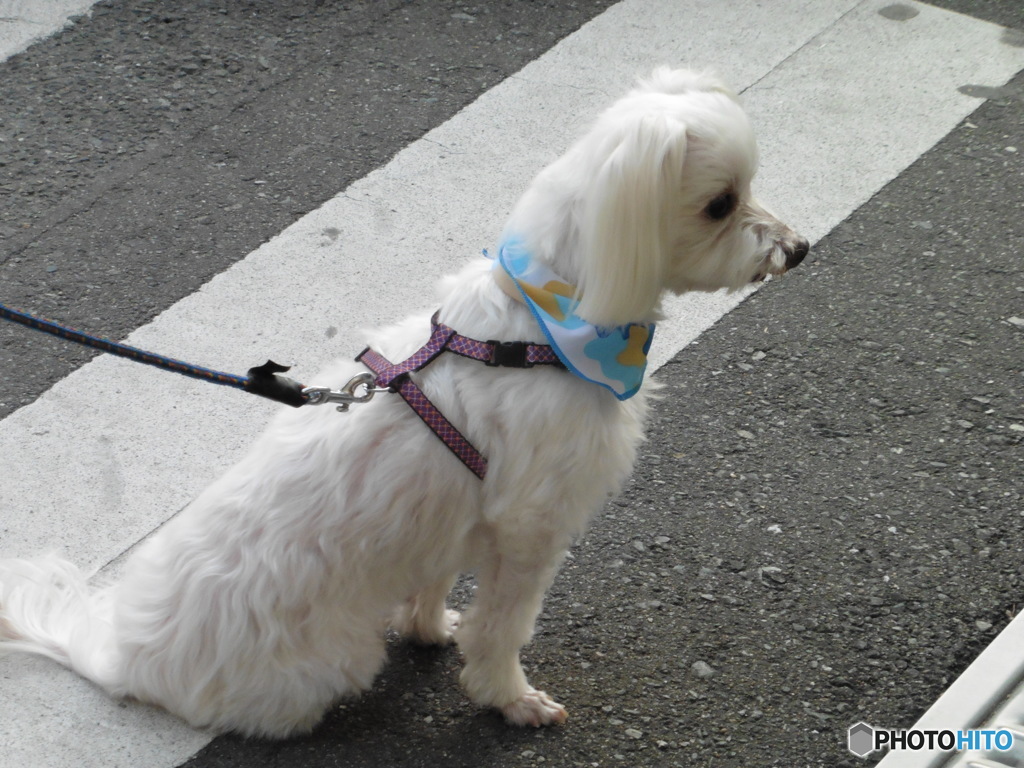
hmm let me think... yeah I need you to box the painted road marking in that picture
[0,0,97,60]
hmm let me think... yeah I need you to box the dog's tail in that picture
[0,554,122,691]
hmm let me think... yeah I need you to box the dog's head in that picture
[563,68,808,326]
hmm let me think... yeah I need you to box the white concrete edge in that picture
[875,610,1024,767]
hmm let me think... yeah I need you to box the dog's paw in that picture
[393,606,461,646]
[501,688,568,727]
[432,608,461,645]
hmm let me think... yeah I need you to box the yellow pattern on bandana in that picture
[519,280,575,322]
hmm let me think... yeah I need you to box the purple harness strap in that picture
[356,313,562,479]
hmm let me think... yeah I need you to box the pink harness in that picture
[356,313,562,479]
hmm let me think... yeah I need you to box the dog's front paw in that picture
[501,688,568,727]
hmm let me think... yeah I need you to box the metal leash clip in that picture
[302,372,380,412]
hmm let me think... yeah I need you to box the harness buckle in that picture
[486,340,531,368]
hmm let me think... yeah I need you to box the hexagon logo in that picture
[848,722,876,757]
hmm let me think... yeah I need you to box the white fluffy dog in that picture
[0,68,807,737]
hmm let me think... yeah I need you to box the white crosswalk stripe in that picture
[0,0,96,59]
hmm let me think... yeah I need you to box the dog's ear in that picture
[575,112,687,327]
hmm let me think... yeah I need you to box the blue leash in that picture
[0,300,324,408]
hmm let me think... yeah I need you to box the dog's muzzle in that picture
[784,238,810,270]
[752,235,810,283]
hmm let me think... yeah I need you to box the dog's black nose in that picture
[785,238,810,270]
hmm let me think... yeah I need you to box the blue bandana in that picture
[491,239,655,400]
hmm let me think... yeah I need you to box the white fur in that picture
[0,68,807,737]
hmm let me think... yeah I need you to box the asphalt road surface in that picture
[1,2,1022,767]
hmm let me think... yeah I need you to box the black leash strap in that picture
[0,301,309,408]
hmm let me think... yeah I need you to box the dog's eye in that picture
[704,193,737,221]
